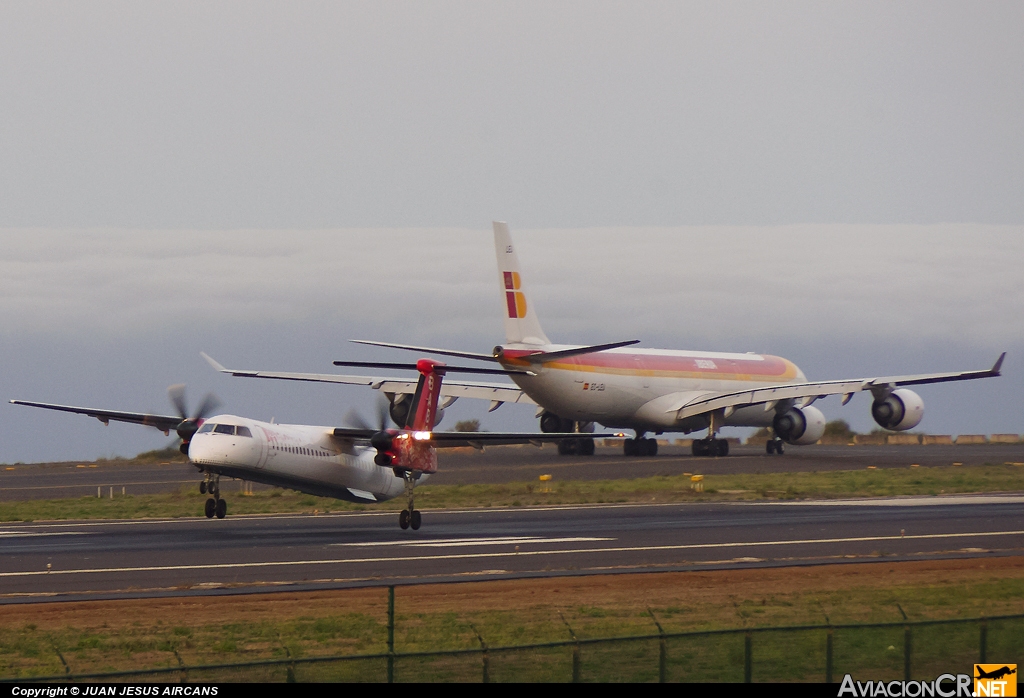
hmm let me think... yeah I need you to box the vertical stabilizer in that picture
[493,221,551,346]
[408,359,447,431]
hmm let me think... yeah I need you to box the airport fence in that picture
[4,590,1021,683]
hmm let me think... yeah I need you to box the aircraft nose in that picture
[187,434,223,465]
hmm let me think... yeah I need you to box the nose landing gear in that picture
[202,474,227,519]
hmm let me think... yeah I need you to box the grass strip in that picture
[2,463,1023,522]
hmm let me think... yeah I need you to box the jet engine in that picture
[871,389,924,431]
[772,405,826,445]
[540,411,571,433]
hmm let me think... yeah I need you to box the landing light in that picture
[413,431,432,441]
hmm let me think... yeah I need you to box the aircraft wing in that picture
[9,399,183,433]
[202,353,535,407]
[330,427,621,449]
[426,431,621,449]
[673,353,1006,420]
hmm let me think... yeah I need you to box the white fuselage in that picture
[187,415,414,503]
[500,345,808,433]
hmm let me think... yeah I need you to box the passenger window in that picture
[198,423,215,434]
[214,424,235,435]
[236,426,252,438]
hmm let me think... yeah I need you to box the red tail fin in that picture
[407,359,446,431]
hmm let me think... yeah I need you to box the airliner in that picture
[11,359,609,529]
[208,223,1005,458]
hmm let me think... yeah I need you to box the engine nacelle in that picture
[773,405,827,445]
[872,389,924,431]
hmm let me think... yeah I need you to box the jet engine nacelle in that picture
[871,389,924,431]
[772,405,827,445]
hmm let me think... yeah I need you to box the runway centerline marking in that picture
[1,530,1021,580]
[334,536,615,548]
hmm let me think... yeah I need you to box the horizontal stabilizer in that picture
[350,340,498,362]
[507,340,641,364]
[332,360,532,376]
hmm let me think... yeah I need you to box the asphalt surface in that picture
[2,495,1022,603]
[3,443,1024,500]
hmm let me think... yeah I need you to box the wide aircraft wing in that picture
[330,427,621,449]
[672,353,1006,420]
[10,400,183,434]
[202,353,535,410]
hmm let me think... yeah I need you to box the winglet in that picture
[200,352,228,373]
[992,352,1006,375]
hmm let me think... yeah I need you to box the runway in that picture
[2,495,1022,603]
[4,442,1024,500]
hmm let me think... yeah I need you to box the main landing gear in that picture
[396,469,422,530]
[201,473,227,519]
[691,411,730,458]
[691,438,729,457]
[558,438,596,456]
[766,439,785,455]
[624,436,658,457]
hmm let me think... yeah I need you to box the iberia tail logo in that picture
[976,665,1017,697]
[504,271,527,319]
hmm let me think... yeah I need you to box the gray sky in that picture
[0,2,1021,462]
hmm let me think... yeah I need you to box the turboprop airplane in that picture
[11,359,614,529]
[206,223,1005,459]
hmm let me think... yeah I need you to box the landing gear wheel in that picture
[399,509,410,530]
[410,510,421,530]
[766,440,776,455]
[204,498,216,518]
[692,440,710,457]
[215,498,227,519]
[776,441,785,455]
[579,437,596,456]
[643,438,658,457]
[717,439,729,457]
[624,439,637,456]
[200,481,207,495]
[557,439,579,456]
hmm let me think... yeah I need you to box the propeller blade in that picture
[168,384,188,420]
[343,408,373,432]
[192,393,221,421]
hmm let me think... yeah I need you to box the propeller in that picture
[344,397,397,466]
[168,384,221,454]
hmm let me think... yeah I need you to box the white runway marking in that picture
[0,531,91,538]
[1,529,1021,580]
[335,536,614,548]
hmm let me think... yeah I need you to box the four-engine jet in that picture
[209,223,1005,458]
[12,359,611,529]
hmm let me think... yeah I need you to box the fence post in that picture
[979,620,987,663]
[387,586,395,684]
[744,632,752,683]
[898,604,911,681]
[471,624,489,684]
[559,612,581,683]
[826,630,834,684]
[648,608,667,684]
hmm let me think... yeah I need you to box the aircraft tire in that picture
[410,510,421,530]
[204,498,216,519]
[399,510,410,530]
[557,439,579,456]
[199,481,206,495]
[624,439,637,456]
[716,440,729,457]
[777,442,785,455]
[579,437,596,456]
[216,498,227,519]
[766,440,776,455]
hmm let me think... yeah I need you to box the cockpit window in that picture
[236,426,252,438]
[198,423,215,434]
[214,424,236,435]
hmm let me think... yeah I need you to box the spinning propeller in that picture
[343,398,397,465]
[168,384,221,455]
